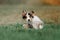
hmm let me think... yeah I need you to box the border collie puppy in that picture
[22,10,44,29]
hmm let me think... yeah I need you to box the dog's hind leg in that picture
[39,25,43,29]
[32,24,39,29]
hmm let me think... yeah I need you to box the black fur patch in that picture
[22,16,27,19]
[28,24,33,28]
[28,13,34,18]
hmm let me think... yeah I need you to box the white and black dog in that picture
[22,10,44,29]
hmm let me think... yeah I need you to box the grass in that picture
[0,23,60,40]
[0,4,60,40]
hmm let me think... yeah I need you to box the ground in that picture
[0,4,60,40]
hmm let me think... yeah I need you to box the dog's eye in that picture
[28,13,34,18]
[29,16,31,18]
[28,13,32,16]
[22,16,27,19]
[32,16,34,18]
[28,13,30,15]
[29,15,34,18]
[28,13,31,15]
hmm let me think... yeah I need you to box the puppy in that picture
[22,10,44,29]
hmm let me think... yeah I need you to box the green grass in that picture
[0,23,60,40]
[0,4,60,40]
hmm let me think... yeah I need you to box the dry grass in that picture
[42,0,60,6]
[35,7,60,24]
[0,5,60,25]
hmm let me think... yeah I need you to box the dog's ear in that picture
[31,11,35,18]
[22,10,27,19]
[31,11,34,14]
[22,10,27,16]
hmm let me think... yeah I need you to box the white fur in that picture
[26,12,31,22]
[31,16,44,29]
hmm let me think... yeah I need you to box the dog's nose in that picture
[28,19,30,21]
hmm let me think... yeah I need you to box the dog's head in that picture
[22,11,34,22]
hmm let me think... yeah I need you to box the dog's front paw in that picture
[23,24,29,29]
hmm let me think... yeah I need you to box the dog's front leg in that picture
[23,24,29,29]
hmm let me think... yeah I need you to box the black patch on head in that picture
[28,13,31,16]
[28,13,34,18]
[28,13,31,15]
[22,16,27,19]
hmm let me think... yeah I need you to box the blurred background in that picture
[0,0,60,5]
[0,1,60,40]
[0,0,60,25]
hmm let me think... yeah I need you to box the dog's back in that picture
[32,16,43,24]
